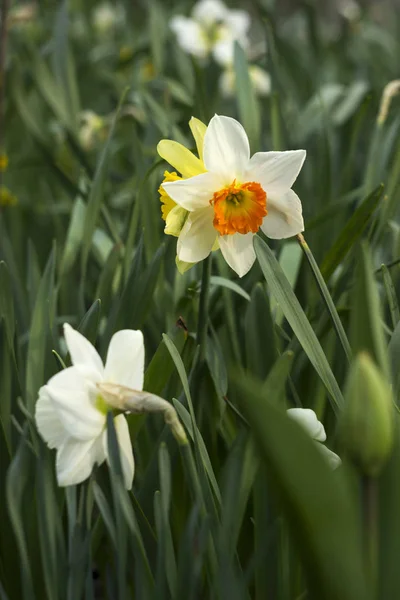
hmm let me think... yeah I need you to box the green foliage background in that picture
[0,0,399,599]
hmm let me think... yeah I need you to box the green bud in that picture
[340,352,394,476]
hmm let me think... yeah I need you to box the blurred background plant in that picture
[0,0,399,599]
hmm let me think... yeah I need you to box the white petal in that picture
[56,435,105,487]
[249,66,271,96]
[103,415,135,490]
[225,10,251,37]
[219,69,235,97]
[245,150,306,198]
[162,171,222,211]
[203,114,250,181]
[192,0,228,24]
[219,232,256,277]
[47,367,106,441]
[35,386,67,449]
[287,408,327,442]
[317,443,341,469]
[170,16,209,58]
[261,189,304,239]
[63,323,104,381]
[212,39,235,66]
[177,207,217,263]
[104,330,144,391]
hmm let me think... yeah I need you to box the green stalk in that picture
[297,233,352,363]
[196,255,212,361]
[362,476,379,596]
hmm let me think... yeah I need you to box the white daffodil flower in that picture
[159,114,306,277]
[35,324,143,489]
[220,65,271,98]
[287,408,341,469]
[170,0,250,65]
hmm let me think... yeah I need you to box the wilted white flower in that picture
[35,324,143,489]
[79,111,107,151]
[170,0,250,65]
[287,408,341,469]
[220,64,271,97]
[158,114,306,277]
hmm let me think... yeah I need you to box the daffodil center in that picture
[210,180,267,236]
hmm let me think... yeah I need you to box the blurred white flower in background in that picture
[79,111,108,151]
[287,408,341,469]
[220,64,271,97]
[92,2,125,35]
[170,0,250,64]
[35,324,143,489]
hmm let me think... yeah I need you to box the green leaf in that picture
[350,242,389,379]
[381,264,400,329]
[81,89,128,275]
[233,42,261,151]
[6,429,36,600]
[378,414,400,598]
[298,235,352,362]
[0,262,15,351]
[77,299,101,345]
[388,321,400,402]
[236,375,370,600]
[321,185,384,280]
[245,283,278,379]
[254,235,344,412]
[25,246,56,412]
[210,275,250,301]
[59,196,86,277]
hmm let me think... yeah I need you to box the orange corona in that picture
[211,180,267,236]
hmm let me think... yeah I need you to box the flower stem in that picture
[197,255,212,361]
[362,475,379,594]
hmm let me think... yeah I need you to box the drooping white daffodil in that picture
[35,324,143,489]
[220,64,271,98]
[287,408,341,469]
[158,114,306,277]
[170,0,250,65]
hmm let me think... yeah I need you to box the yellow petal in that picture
[165,205,188,237]
[189,117,207,161]
[157,140,205,178]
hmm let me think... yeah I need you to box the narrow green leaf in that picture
[77,299,101,345]
[350,243,389,379]
[378,414,400,598]
[210,275,250,301]
[298,234,352,362]
[81,89,128,275]
[6,429,36,600]
[245,283,278,379]
[381,264,400,329]
[388,321,400,402]
[60,197,86,277]
[25,246,56,412]
[0,262,15,351]
[321,184,384,280]
[254,236,344,411]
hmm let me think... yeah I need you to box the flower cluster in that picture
[158,114,306,277]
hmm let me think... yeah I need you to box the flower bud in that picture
[340,352,394,476]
